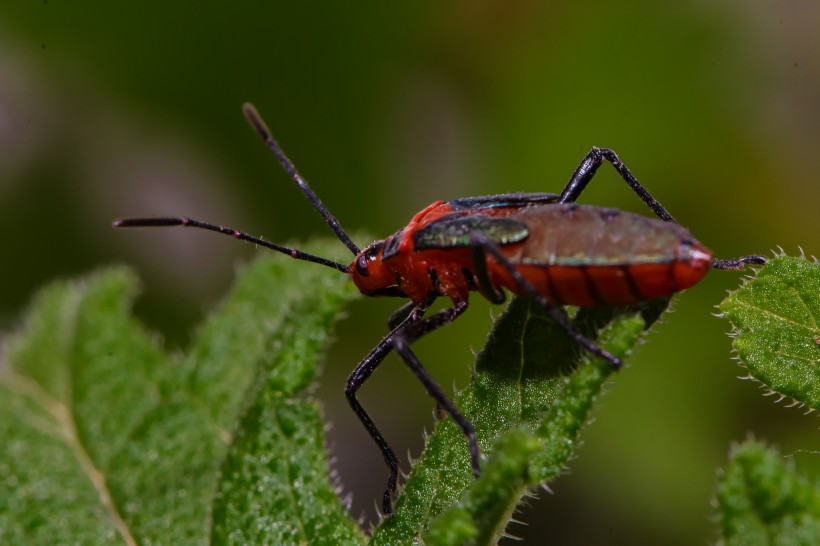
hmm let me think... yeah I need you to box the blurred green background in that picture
[1,2,818,544]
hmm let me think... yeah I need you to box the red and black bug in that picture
[114,103,765,514]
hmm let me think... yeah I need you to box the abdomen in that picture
[493,204,714,306]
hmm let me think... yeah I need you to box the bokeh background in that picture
[2,2,819,544]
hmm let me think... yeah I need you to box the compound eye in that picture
[355,254,369,277]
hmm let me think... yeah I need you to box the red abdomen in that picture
[492,204,714,306]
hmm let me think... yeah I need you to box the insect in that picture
[115,103,766,514]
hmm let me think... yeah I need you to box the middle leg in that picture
[469,231,622,367]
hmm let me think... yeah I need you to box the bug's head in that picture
[349,240,404,297]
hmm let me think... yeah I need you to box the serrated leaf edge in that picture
[719,253,820,415]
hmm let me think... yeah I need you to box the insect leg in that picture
[387,295,437,331]
[391,300,479,478]
[345,303,428,515]
[469,232,623,367]
[470,244,507,304]
[559,147,675,223]
[713,255,767,270]
[387,301,418,331]
[559,149,768,268]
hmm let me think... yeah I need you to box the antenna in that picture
[113,103,359,273]
[113,217,350,273]
[242,103,360,255]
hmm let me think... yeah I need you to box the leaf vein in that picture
[3,370,138,546]
[732,299,817,332]
[61,286,139,546]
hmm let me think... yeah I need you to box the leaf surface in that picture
[371,298,668,545]
[719,256,820,409]
[716,440,820,546]
[0,241,361,545]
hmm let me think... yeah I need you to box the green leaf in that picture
[210,270,365,546]
[716,440,820,546]
[0,241,362,545]
[719,255,820,409]
[371,297,668,545]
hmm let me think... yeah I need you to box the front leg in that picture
[391,300,480,479]
[387,297,434,331]
[345,302,427,515]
